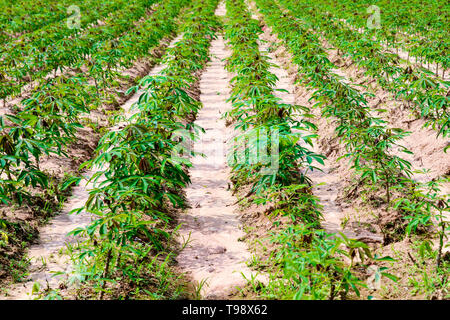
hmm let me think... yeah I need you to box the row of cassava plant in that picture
[255,0,448,273]
[0,0,108,44]
[65,0,220,299]
[0,0,130,52]
[303,0,449,74]
[223,0,393,300]
[223,0,325,199]
[0,0,192,285]
[0,0,160,106]
[0,0,189,207]
[278,0,449,139]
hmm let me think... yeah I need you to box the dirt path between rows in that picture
[0,175,94,299]
[175,4,261,299]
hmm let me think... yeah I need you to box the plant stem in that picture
[436,215,445,269]
[99,247,113,300]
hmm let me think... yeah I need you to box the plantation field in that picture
[0,0,448,301]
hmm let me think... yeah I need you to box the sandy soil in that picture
[175,4,263,299]
[1,172,94,299]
